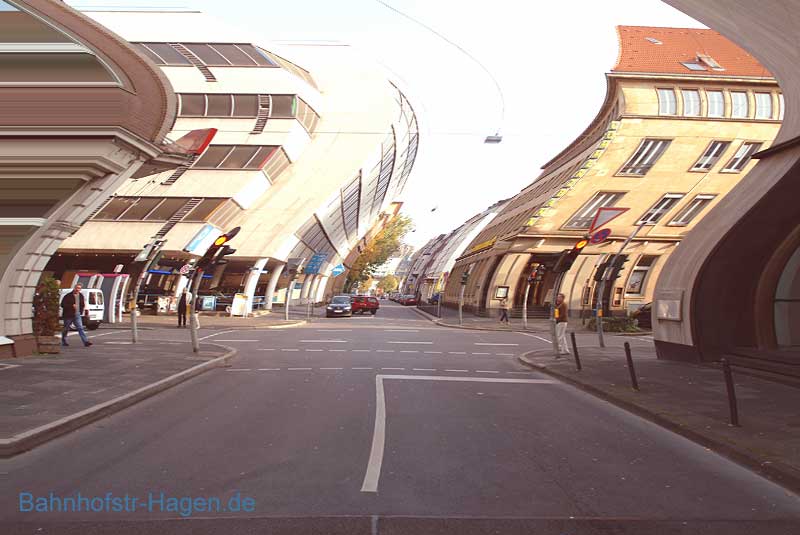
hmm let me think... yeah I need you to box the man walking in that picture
[177,289,189,328]
[555,292,569,355]
[60,284,92,347]
[498,296,510,324]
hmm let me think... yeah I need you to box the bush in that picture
[585,316,639,333]
[33,276,61,338]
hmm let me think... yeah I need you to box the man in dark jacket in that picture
[177,289,189,328]
[60,284,92,347]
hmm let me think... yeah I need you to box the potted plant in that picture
[33,276,61,354]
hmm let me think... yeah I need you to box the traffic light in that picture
[593,262,609,282]
[461,271,469,284]
[214,245,236,266]
[607,255,629,280]
[196,227,240,270]
[553,239,589,273]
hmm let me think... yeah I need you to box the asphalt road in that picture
[2,302,799,534]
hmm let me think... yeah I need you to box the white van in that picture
[59,288,105,330]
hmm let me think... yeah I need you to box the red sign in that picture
[589,207,628,233]
[590,228,612,244]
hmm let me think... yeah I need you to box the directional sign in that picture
[303,253,328,275]
[331,264,346,276]
[589,207,628,234]
[590,228,612,244]
[179,264,192,275]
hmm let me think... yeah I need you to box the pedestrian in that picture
[498,296,509,324]
[177,289,189,328]
[555,292,569,355]
[60,284,92,347]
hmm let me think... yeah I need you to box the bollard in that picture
[570,332,581,371]
[623,342,639,391]
[721,358,740,427]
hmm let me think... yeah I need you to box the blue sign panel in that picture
[304,253,328,275]
[331,264,346,276]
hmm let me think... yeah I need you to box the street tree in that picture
[345,215,412,292]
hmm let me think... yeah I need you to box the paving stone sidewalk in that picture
[0,338,233,454]
[519,344,800,493]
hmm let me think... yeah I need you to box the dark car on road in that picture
[326,295,353,317]
[632,302,653,330]
[351,295,380,315]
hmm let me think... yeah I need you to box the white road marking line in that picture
[103,341,133,345]
[317,330,352,332]
[399,350,419,353]
[257,348,276,351]
[472,352,490,355]
[385,329,419,332]
[0,363,21,371]
[300,340,348,343]
[281,349,300,352]
[306,349,324,352]
[387,341,433,345]
[508,371,535,375]
[424,351,442,354]
[352,367,373,370]
[287,367,312,371]
[198,330,237,341]
[412,368,436,371]
[445,369,468,372]
[376,350,395,353]
[381,367,405,370]
[361,374,559,493]
[497,353,515,356]
[476,370,500,374]
[353,349,370,352]
[320,367,343,370]
[531,335,552,343]
[226,369,251,372]
[448,352,466,355]
[474,342,519,346]
[258,368,280,371]
[215,339,259,342]
[329,349,346,352]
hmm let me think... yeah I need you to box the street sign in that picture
[590,228,612,244]
[179,264,192,275]
[331,264,346,276]
[304,253,328,275]
[183,224,222,256]
[589,207,628,233]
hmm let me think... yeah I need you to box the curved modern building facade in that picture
[50,8,419,313]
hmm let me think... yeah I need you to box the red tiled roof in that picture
[613,26,772,78]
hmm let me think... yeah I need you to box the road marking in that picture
[352,367,373,370]
[281,349,300,352]
[448,351,466,355]
[215,339,259,342]
[532,335,551,343]
[445,369,468,372]
[382,367,405,371]
[257,348,276,351]
[103,341,132,345]
[472,352,490,355]
[300,339,348,343]
[198,330,237,341]
[306,349,324,352]
[317,329,352,332]
[226,368,251,372]
[412,368,436,371]
[475,342,519,346]
[258,368,280,371]
[476,370,500,374]
[353,349,370,352]
[361,374,559,493]
[399,350,419,353]
[0,363,20,371]
[329,349,346,352]
[385,329,419,333]
[320,367,343,370]
[497,353,515,356]
[287,367,312,371]
[424,351,442,354]
[376,350,395,353]
[508,371,535,375]
[387,341,433,345]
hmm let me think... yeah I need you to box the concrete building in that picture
[652,0,800,376]
[445,26,781,321]
[47,8,419,314]
[0,0,198,356]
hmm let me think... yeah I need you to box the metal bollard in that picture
[624,342,639,391]
[570,332,581,371]
[721,358,740,427]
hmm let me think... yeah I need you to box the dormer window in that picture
[697,53,725,71]
[681,62,707,71]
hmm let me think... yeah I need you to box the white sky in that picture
[73,0,705,248]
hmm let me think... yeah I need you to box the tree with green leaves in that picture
[345,215,412,293]
[377,274,399,293]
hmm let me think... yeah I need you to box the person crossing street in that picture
[555,293,569,356]
[60,284,92,347]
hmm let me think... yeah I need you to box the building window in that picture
[669,194,716,226]
[271,95,296,118]
[618,139,671,176]
[178,94,261,118]
[194,145,279,170]
[144,198,187,221]
[626,256,657,294]
[638,194,684,225]
[731,91,749,118]
[296,98,321,133]
[117,198,163,220]
[691,141,730,171]
[657,88,677,115]
[183,199,225,222]
[755,92,773,119]
[707,90,725,117]
[722,142,762,172]
[779,93,785,120]
[565,192,626,229]
[682,89,700,116]
[681,62,706,71]
[93,198,137,220]
[134,43,191,66]
[135,43,276,67]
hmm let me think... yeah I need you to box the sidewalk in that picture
[0,339,235,456]
[112,311,307,330]
[519,344,800,493]
[415,304,587,334]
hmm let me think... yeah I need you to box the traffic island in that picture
[519,346,800,494]
[0,340,236,457]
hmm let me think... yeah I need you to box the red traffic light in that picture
[574,239,588,250]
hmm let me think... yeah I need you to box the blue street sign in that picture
[331,264,346,276]
[304,253,328,275]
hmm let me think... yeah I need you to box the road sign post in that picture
[130,238,165,344]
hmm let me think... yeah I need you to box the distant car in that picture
[351,295,380,315]
[326,295,353,317]
[632,302,653,330]
[400,295,417,306]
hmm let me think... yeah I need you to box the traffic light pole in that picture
[550,272,565,358]
[522,281,531,330]
[595,223,646,348]
[189,268,204,353]
[130,239,165,344]
[458,283,466,325]
[285,278,296,321]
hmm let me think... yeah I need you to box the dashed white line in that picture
[424,351,442,354]
[320,367,344,370]
[412,368,436,371]
[399,350,419,353]
[448,351,466,355]
[472,352,490,355]
[352,367,373,370]
[258,368,280,371]
[287,367,312,371]
[385,329,419,333]
[215,339,259,342]
[257,348,276,351]
[445,369,468,372]
[226,368,251,372]
[497,353,515,356]
[281,349,300,352]
[475,342,519,346]
[388,341,433,345]
[376,350,395,353]
[329,349,346,352]
[353,349,370,352]
[300,339,348,343]
[508,371,535,375]
[306,349,324,352]
[382,367,405,371]
[476,370,500,374]
[317,330,352,332]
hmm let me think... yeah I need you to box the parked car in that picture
[351,295,380,315]
[326,295,353,317]
[631,302,653,330]
[59,288,104,330]
[399,295,417,306]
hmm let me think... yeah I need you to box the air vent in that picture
[168,43,217,81]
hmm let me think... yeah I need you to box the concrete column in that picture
[309,276,323,304]
[314,275,329,303]
[173,275,189,297]
[243,258,268,315]
[264,263,285,311]
[299,274,316,303]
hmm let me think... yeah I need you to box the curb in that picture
[412,306,550,334]
[0,344,238,458]
[517,351,800,495]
